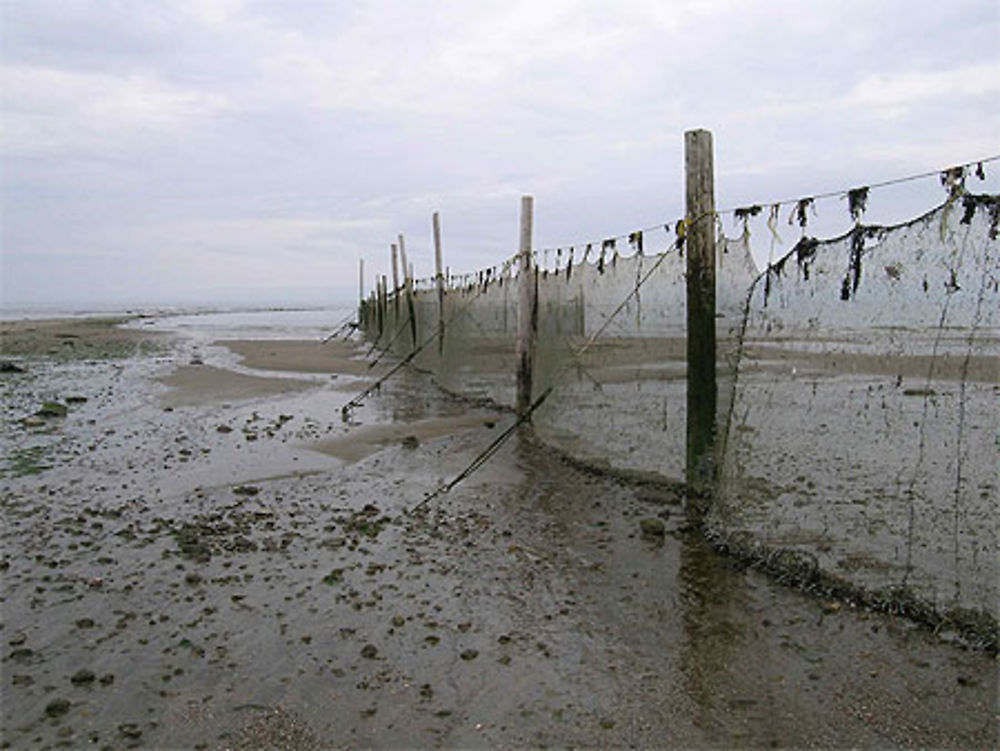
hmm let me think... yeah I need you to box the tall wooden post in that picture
[433,212,446,356]
[515,196,536,418]
[377,275,386,341]
[358,258,365,327]
[685,129,717,508]
[390,243,401,319]
[398,233,418,351]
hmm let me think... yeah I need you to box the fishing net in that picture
[358,184,998,638]
[715,195,999,622]
[529,234,756,485]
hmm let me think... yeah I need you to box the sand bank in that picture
[311,413,501,463]
[155,364,317,407]
[1,316,163,360]
[218,338,373,376]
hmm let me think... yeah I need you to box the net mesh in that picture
[715,196,998,622]
[359,189,999,641]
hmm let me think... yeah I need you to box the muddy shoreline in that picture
[1,317,996,749]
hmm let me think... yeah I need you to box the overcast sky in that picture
[2,0,998,310]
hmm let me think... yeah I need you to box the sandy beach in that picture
[1,315,996,749]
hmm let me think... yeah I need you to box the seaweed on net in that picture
[629,230,644,255]
[840,225,865,300]
[673,219,687,256]
[940,166,966,199]
[840,225,886,301]
[733,204,762,238]
[847,186,869,223]
[789,197,815,229]
[794,236,820,280]
[598,238,616,274]
[960,194,1000,239]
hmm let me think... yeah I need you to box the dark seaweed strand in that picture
[794,237,819,280]
[629,230,644,255]
[847,186,869,223]
[841,226,865,300]
[790,197,815,229]
[733,205,762,238]
[941,166,967,199]
[960,194,1000,240]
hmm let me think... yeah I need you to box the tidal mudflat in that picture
[1,315,995,749]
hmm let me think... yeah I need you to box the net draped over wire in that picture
[360,178,999,633]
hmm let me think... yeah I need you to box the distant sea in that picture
[0,304,357,341]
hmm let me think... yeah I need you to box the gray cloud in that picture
[2,0,997,308]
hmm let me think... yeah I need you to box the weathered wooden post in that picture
[398,234,418,351]
[377,275,386,342]
[390,243,401,321]
[685,129,718,509]
[358,258,365,328]
[515,196,536,418]
[433,212,446,356]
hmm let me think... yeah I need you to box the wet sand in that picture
[219,339,374,377]
[157,366,316,408]
[1,318,996,749]
[1,316,164,361]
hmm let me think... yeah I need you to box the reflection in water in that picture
[678,535,762,740]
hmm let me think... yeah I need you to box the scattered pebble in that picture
[70,669,96,684]
[118,722,143,739]
[639,518,665,537]
[45,698,71,717]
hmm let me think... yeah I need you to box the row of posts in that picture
[358,129,717,505]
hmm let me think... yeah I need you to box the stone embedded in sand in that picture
[75,618,96,629]
[65,396,88,404]
[45,698,71,717]
[639,518,666,537]
[70,669,96,684]
[216,425,233,433]
[21,416,46,428]
[1,361,27,373]
[401,435,420,449]
[8,632,26,646]
[36,401,68,418]
[184,572,203,585]
[233,485,260,496]
[118,723,142,739]
[360,644,378,659]
[460,649,479,661]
